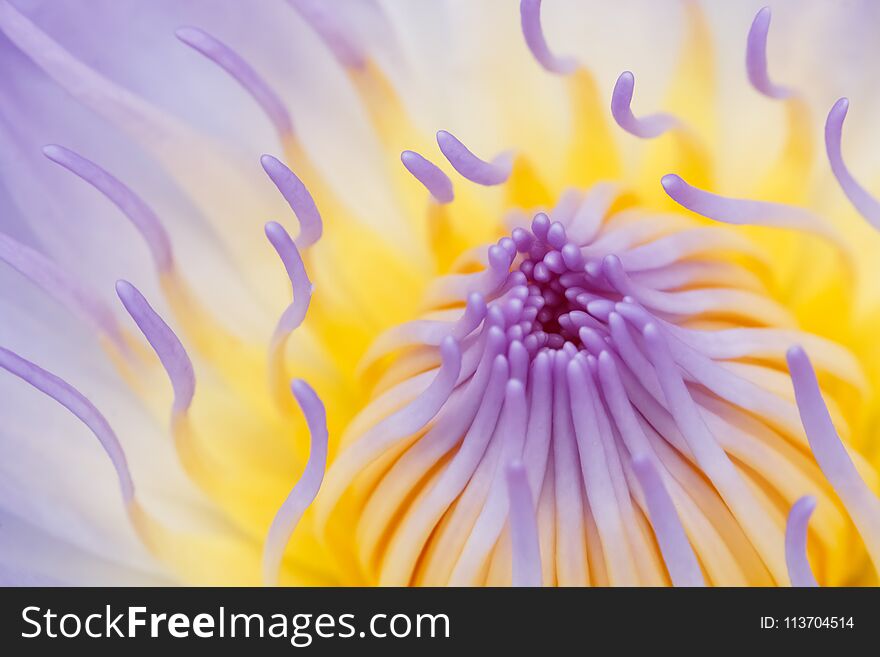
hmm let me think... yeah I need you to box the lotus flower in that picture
[1,0,879,587]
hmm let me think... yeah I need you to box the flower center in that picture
[312,176,872,587]
[513,213,593,351]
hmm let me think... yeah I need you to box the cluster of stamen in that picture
[512,212,617,353]
[1,0,880,589]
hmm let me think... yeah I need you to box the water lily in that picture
[1,0,879,586]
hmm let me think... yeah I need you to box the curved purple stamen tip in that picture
[661,173,841,245]
[261,155,323,248]
[824,98,880,231]
[611,71,678,139]
[176,26,294,138]
[288,0,366,70]
[506,459,542,587]
[745,7,792,99]
[786,345,880,570]
[42,144,173,272]
[632,455,705,587]
[401,150,454,204]
[785,495,818,587]
[519,0,577,75]
[116,279,195,416]
[262,377,329,586]
[265,221,313,341]
[437,130,512,187]
[0,345,134,503]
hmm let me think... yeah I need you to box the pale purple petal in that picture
[0,232,125,349]
[287,0,367,70]
[0,346,134,503]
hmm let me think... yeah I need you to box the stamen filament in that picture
[507,460,543,586]
[263,379,329,586]
[784,495,819,587]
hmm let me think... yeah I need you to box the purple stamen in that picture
[261,155,323,248]
[661,173,843,246]
[643,323,789,583]
[374,353,507,585]
[42,145,173,272]
[506,460,542,586]
[824,98,880,230]
[176,26,294,139]
[611,71,678,139]
[436,130,512,187]
[265,221,313,346]
[786,346,880,570]
[316,336,462,531]
[512,227,534,253]
[0,346,134,503]
[400,150,454,204]
[784,495,818,587]
[531,212,551,242]
[567,357,636,584]
[115,280,195,417]
[745,7,792,99]
[519,0,577,75]
[262,378,328,586]
[631,455,705,586]
[449,380,528,584]
[546,221,566,249]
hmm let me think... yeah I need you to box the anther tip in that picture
[289,377,310,398]
[264,221,290,245]
[41,144,64,161]
[174,26,198,41]
[797,495,818,512]
[602,253,621,268]
[786,344,808,367]
[440,335,460,359]
[260,153,282,171]
[661,173,684,191]
[506,459,526,479]
[616,70,635,88]
[114,279,134,298]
